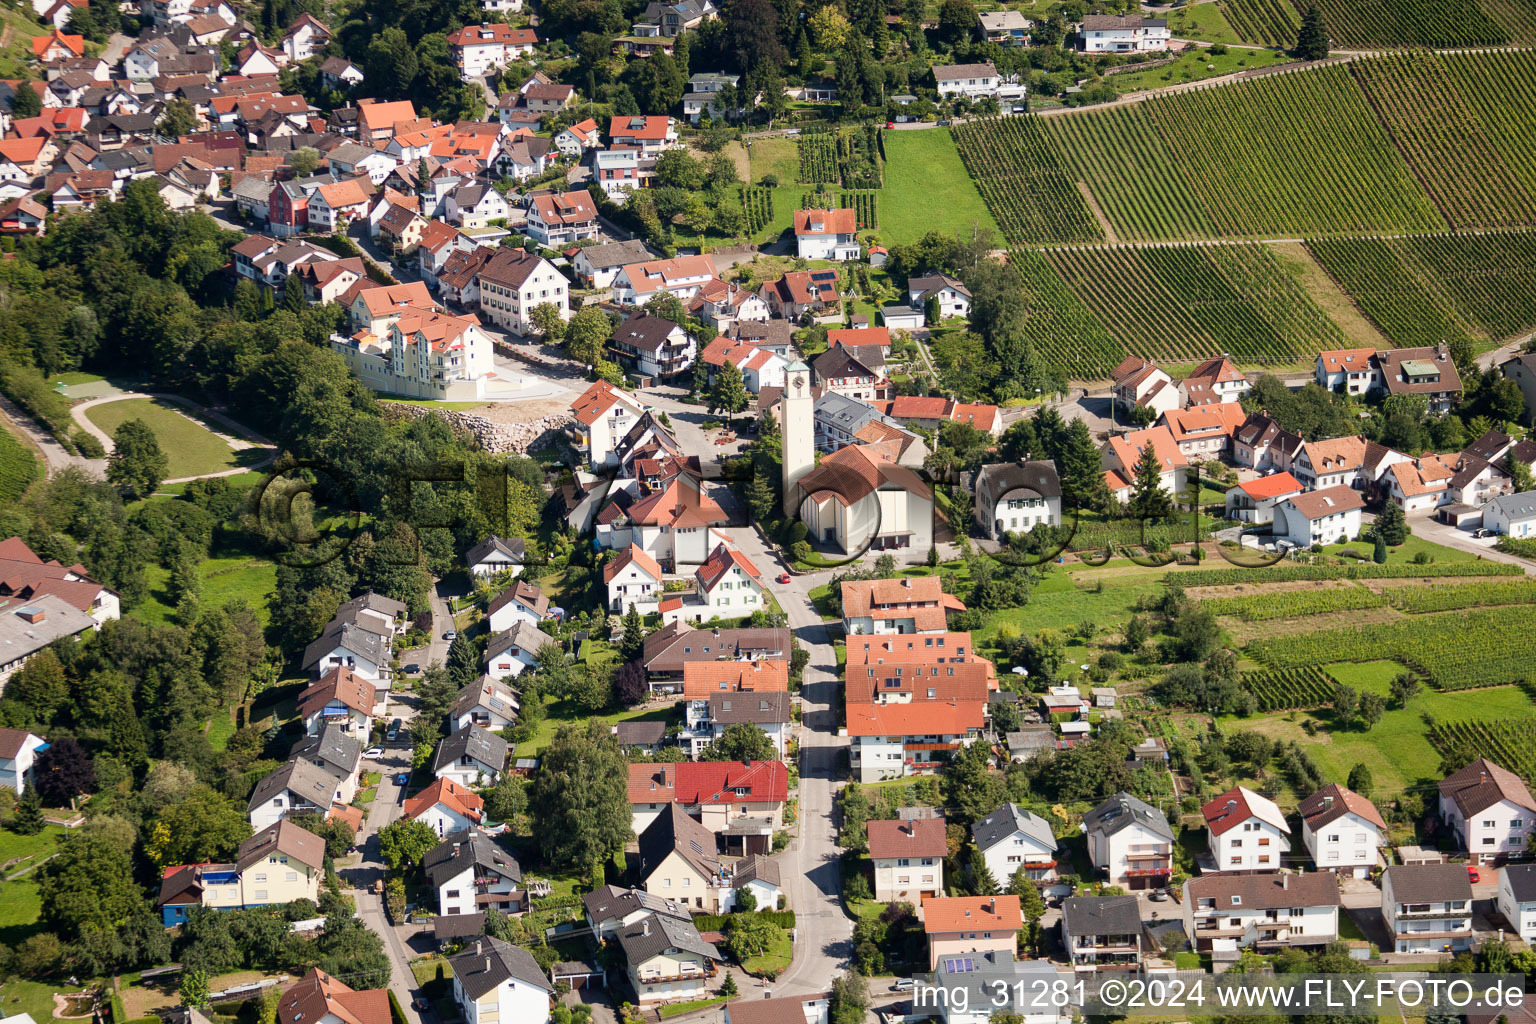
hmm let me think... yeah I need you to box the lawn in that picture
[0,978,88,1024]
[880,130,1001,246]
[0,824,63,871]
[1316,534,1476,563]
[84,398,241,479]
[515,698,679,756]
[658,996,727,1018]
[1165,2,1247,44]
[1219,679,1535,803]
[1110,45,1295,93]
[0,877,42,948]
[741,924,794,975]
[46,371,107,387]
[974,569,1161,658]
[746,136,801,184]
[128,554,276,626]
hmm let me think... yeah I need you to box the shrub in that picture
[72,429,106,458]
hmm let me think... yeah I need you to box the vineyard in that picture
[1386,579,1536,614]
[1308,231,1536,348]
[798,134,839,185]
[1239,666,1338,712]
[1245,605,1535,690]
[1427,719,1536,782]
[952,117,1104,244]
[1200,584,1386,622]
[1042,243,1344,371]
[1168,560,1521,588]
[1350,52,1535,229]
[797,189,879,229]
[0,426,37,503]
[1223,0,1518,47]
[999,251,1125,381]
[1441,51,1536,198]
[741,186,774,234]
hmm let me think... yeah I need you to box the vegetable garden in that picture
[797,127,885,190]
[1245,605,1536,690]
[1239,665,1338,712]
[741,186,775,234]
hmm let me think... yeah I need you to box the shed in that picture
[1439,503,1481,527]
[1091,687,1118,708]
[549,961,603,989]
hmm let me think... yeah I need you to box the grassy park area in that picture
[84,398,241,479]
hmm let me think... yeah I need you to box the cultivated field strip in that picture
[951,116,1104,244]
[1438,50,1536,198]
[1222,0,1524,46]
[1351,51,1536,229]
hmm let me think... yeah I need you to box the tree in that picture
[107,419,168,499]
[1127,440,1173,522]
[936,0,977,46]
[145,787,252,867]
[734,886,757,912]
[615,659,648,707]
[289,813,356,859]
[709,360,750,424]
[10,83,40,120]
[1389,672,1421,708]
[38,832,142,938]
[1372,533,1387,563]
[377,817,439,869]
[290,147,321,177]
[830,970,870,1024]
[180,968,210,1010]
[528,720,632,874]
[1511,458,1535,494]
[620,604,646,662]
[1293,3,1330,60]
[1173,604,1221,661]
[1347,763,1373,798]
[564,305,611,369]
[530,303,565,343]
[1358,691,1386,730]
[720,974,739,998]
[1332,684,1359,721]
[157,98,197,139]
[32,738,95,807]
[10,787,45,835]
[1374,498,1409,546]
[723,913,775,960]
[1056,418,1108,511]
[483,773,527,823]
[808,4,852,49]
[701,723,774,762]
[1123,615,1149,653]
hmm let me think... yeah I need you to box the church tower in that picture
[781,360,814,517]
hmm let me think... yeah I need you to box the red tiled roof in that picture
[603,544,663,585]
[922,895,1023,934]
[403,777,483,823]
[867,817,947,859]
[681,660,788,699]
[793,207,856,236]
[846,700,984,738]
[627,760,789,804]
[1237,472,1303,500]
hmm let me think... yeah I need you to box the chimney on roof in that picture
[485,957,491,972]
[16,606,45,623]
[1322,796,1333,810]
[642,918,651,937]
[475,941,482,955]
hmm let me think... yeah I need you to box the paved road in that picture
[1407,510,1535,575]
[725,524,852,995]
[1476,332,1532,371]
[0,392,102,479]
[343,742,425,1024]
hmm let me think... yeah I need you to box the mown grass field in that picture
[129,555,277,626]
[85,398,240,479]
[880,129,1001,245]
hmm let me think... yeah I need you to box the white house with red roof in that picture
[839,575,962,636]
[612,254,716,306]
[1201,786,1290,873]
[607,115,678,157]
[404,776,485,835]
[1159,402,1247,461]
[1316,347,1379,395]
[307,177,371,232]
[1298,782,1385,878]
[848,700,984,783]
[1381,454,1457,513]
[627,760,789,836]
[868,817,947,901]
[0,535,120,623]
[1101,425,1187,504]
[524,190,598,246]
[1178,354,1249,407]
[281,13,330,61]
[568,379,648,468]
[665,542,764,624]
[628,475,730,571]
[446,23,538,80]
[604,544,664,613]
[553,117,600,155]
[698,334,785,393]
[794,207,860,261]
[1223,472,1303,525]
[688,279,771,334]
[1272,485,1365,548]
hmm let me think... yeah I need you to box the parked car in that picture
[395,773,411,786]
[1468,865,1482,883]
[1148,889,1169,902]
[776,573,791,584]
[443,630,458,641]
[363,746,384,758]
[891,979,915,992]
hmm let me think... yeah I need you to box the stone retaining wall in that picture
[382,402,573,455]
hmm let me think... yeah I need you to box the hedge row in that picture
[691,909,797,931]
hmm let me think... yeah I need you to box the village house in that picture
[289,725,362,801]
[487,580,548,633]
[424,827,527,917]
[924,895,1024,971]
[971,461,1062,541]
[554,117,601,155]
[794,207,860,261]
[972,803,1059,886]
[1499,351,1536,425]
[247,759,347,830]
[1101,426,1187,505]
[811,345,891,402]
[466,536,526,578]
[662,542,766,625]
[1184,872,1340,954]
[1298,782,1385,878]
[158,819,326,926]
[1078,13,1170,51]
[403,777,485,836]
[1179,354,1249,406]
[302,622,389,685]
[595,147,641,198]
[1376,344,1463,414]
[446,23,538,80]
[869,817,947,902]
[0,729,48,796]
[613,254,716,306]
[1498,864,1536,943]
[525,190,599,246]
[452,676,522,731]
[978,9,1032,44]
[762,268,842,321]
[680,690,792,759]
[1061,896,1143,972]
[572,239,653,288]
[1316,347,1378,395]
[1272,486,1365,548]
[274,969,390,1024]
[605,544,664,613]
[627,759,788,840]
[584,884,691,942]
[637,804,734,913]
[607,312,696,380]
[1111,357,1178,418]
[1292,435,1367,490]
[1160,402,1248,461]
[848,700,985,783]
[933,62,1018,100]
[472,247,569,334]
[639,621,790,693]
[1438,757,1536,864]
[297,666,379,736]
[840,575,963,636]
[908,272,972,319]
[483,621,552,681]
[446,937,552,1024]
[696,332,784,391]
[0,535,121,624]
[1483,490,1536,539]
[1202,786,1291,873]
[1232,412,1304,472]
[569,380,648,468]
[1381,863,1473,953]
[432,724,508,787]
[616,907,722,1005]
[1223,472,1304,525]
